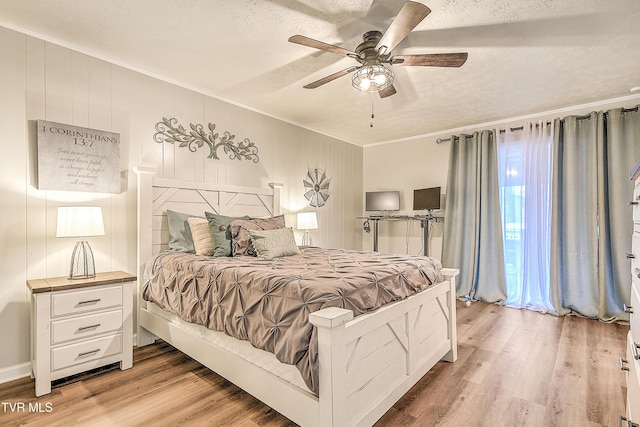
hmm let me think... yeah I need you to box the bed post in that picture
[268,183,283,215]
[134,164,157,347]
[309,307,354,427]
[440,268,459,362]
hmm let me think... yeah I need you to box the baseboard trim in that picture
[0,334,138,386]
[0,362,31,385]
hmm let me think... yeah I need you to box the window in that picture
[497,124,554,313]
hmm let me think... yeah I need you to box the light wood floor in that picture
[0,301,629,427]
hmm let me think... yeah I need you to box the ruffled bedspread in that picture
[143,247,442,394]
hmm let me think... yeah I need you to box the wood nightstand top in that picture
[27,270,137,294]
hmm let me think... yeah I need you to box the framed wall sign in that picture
[36,120,121,194]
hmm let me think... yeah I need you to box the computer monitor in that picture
[413,187,441,211]
[365,191,400,214]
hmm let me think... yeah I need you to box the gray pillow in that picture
[205,212,249,257]
[166,210,202,253]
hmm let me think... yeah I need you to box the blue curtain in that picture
[551,107,640,320]
[442,106,639,320]
[442,130,507,303]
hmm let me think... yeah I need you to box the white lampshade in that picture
[297,212,318,230]
[56,206,105,237]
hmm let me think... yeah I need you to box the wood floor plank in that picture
[511,312,563,406]
[0,301,628,427]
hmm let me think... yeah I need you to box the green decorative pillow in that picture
[166,210,202,253]
[205,212,250,257]
[249,228,301,260]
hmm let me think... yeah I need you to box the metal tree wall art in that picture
[303,168,331,207]
[154,117,259,163]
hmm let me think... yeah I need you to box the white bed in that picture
[134,165,459,427]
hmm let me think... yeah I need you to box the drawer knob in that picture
[620,415,640,427]
[628,253,636,259]
[625,304,634,314]
[630,201,639,206]
[620,357,630,371]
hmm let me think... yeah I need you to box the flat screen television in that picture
[365,191,400,213]
[413,187,441,211]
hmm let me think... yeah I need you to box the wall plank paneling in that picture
[111,66,142,276]
[0,26,29,372]
[0,26,363,379]
[25,36,47,283]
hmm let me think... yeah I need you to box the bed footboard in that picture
[310,269,458,427]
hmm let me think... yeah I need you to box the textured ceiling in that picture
[1,0,639,145]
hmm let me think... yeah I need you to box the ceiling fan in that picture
[288,1,468,98]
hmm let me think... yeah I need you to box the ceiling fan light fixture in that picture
[352,64,394,93]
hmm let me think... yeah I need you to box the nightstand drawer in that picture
[51,286,122,317]
[51,309,123,344]
[51,333,122,371]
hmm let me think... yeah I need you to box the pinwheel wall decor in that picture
[303,168,331,207]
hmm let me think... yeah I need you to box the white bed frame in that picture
[134,165,459,427]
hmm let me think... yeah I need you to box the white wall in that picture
[362,138,449,259]
[0,26,363,378]
[363,94,640,261]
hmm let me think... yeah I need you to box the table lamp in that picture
[297,211,318,246]
[56,206,105,279]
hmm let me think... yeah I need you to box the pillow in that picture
[166,210,201,253]
[229,215,286,256]
[249,228,301,260]
[205,212,250,257]
[187,217,214,256]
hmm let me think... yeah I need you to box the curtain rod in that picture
[435,107,639,144]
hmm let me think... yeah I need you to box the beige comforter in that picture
[143,247,443,394]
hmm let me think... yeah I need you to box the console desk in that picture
[358,213,444,256]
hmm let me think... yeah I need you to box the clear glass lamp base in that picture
[301,230,313,247]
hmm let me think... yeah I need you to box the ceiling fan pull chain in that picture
[370,92,375,128]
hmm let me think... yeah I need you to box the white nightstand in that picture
[27,271,136,396]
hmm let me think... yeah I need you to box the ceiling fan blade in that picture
[390,53,468,67]
[288,35,356,57]
[378,85,397,98]
[303,66,359,89]
[375,1,431,55]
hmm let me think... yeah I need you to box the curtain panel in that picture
[442,130,507,303]
[551,107,640,320]
[443,105,639,321]
[498,121,554,313]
